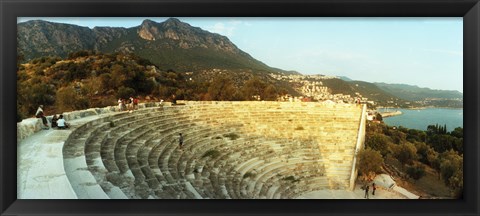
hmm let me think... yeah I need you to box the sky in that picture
[17,17,463,93]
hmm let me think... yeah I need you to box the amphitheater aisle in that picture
[17,115,109,198]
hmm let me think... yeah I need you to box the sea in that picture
[377,108,463,132]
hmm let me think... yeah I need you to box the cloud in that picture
[207,22,235,37]
[205,20,251,37]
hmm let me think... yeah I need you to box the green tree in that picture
[207,76,236,101]
[449,169,463,198]
[357,148,384,177]
[450,127,463,139]
[55,86,89,111]
[242,77,267,100]
[111,64,126,89]
[407,129,426,143]
[99,73,113,91]
[393,142,417,169]
[365,133,390,157]
[439,150,463,187]
[116,86,136,100]
[388,128,407,144]
[20,81,56,113]
[428,134,454,153]
[263,84,279,101]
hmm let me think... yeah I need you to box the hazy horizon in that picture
[18,17,463,93]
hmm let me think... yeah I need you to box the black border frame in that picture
[1,0,479,215]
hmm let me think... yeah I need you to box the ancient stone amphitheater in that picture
[17,101,367,199]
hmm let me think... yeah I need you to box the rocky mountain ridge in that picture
[18,18,268,73]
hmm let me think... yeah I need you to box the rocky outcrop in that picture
[93,26,129,50]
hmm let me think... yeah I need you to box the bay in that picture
[378,108,463,132]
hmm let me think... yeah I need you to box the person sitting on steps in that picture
[51,114,59,128]
[57,115,69,129]
[35,105,49,129]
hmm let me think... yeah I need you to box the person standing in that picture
[372,183,376,196]
[133,97,139,110]
[35,105,49,129]
[128,97,134,110]
[121,99,127,111]
[172,94,177,105]
[364,185,370,199]
[118,98,123,111]
[179,133,184,149]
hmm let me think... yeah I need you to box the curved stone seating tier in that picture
[56,101,365,199]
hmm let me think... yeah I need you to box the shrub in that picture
[357,148,384,177]
[282,176,300,183]
[223,133,239,140]
[294,126,304,130]
[82,78,103,97]
[202,150,221,159]
[243,172,256,179]
[406,164,426,181]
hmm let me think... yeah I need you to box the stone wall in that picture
[16,118,45,141]
[178,101,364,189]
[16,102,169,142]
[349,104,367,190]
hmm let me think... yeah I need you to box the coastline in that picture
[377,106,462,119]
[379,110,402,118]
[379,107,463,132]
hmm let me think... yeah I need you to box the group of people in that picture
[364,182,377,199]
[35,105,69,130]
[51,114,69,129]
[118,96,139,111]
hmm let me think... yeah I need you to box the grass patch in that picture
[294,126,304,130]
[243,172,256,179]
[202,149,221,159]
[223,132,239,140]
[214,136,222,139]
[109,121,115,127]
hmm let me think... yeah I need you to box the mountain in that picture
[374,83,463,101]
[17,20,96,59]
[17,18,460,109]
[320,78,409,107]
[338,76,353,81]
[18,18,284,75]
